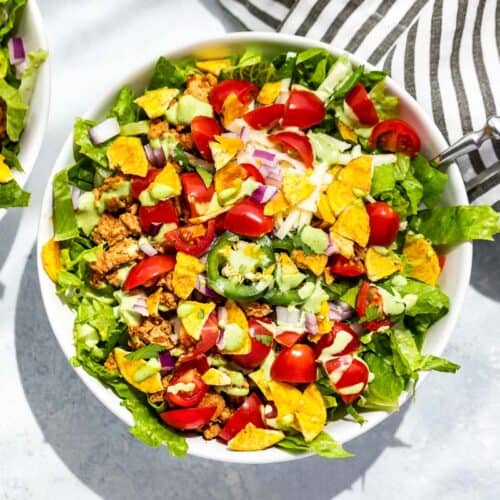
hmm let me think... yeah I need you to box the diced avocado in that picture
[177,302,196,318]
[138,189,157,207]
[114,290,142,327]
[302,280,328,313]
[153,223,177,242]
[207,353,227,367]
[150,183,174,200]
[222,323,245,352]
[223,386,250,397]
[276,254,305,292]
[76,191,100,235]
[133,358,161,383]
[298,281,315,300]
[377,287,405,316]
[218,186,240,205]
[95,180,131,213]
[300,225,328,254]
[166,95,213,126]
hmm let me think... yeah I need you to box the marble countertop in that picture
[1,1,499,498]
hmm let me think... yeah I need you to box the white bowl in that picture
[37,32,472,464]
[0,0,50,222]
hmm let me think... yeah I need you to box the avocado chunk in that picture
[76,191,100,235]
[95,180,131,214]
[166,95,213,125]
[300,225,328,254]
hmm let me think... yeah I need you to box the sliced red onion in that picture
[139,239,158,257]
[8,37,25,65]
[240,126,251,143]
[70,186,81,210]
[216,331,225,350]
[195,275,221,299]
[159,351,175,374]
[328,301,354,321]
[253,149,276,164]
[148,222,162,237]
[325,237,339,256]
[305,312,319,335]
[259,163,283,186]
[88,117,120,145]
[15,60,27,78]
[133,295,148,317]
[276,306,302,326]
[250,184,278,204]
[221,131,239,138]
[144,144,166,168]
[217,306,228,325]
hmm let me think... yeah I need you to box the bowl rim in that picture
[0,0,51,222]
[36,31,472,464]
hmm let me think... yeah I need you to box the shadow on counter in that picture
[16,248,409,500]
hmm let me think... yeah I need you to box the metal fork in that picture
[432,116,500,192]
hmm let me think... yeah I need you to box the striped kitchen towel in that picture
[219,0,500,207]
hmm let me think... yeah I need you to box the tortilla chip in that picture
[172,252,205,299]
[337,120,358,143]
[146,288,162,316]
[223,299,251,355]
[41,238,62,282]
[214,163,245,193]
[221,93,247,128]
[316,300,333,335]
[249,368,273,400]
[114,348,163,393]
[195,59,231,76]
[317,192,336,224]
[327,179,357,216]
[403,236,441,286]
[365,247,402,282]
[178,301,216,340]
[0,154,13,182]
[264,190,289,216]
[295,383,327,442]
[257,81,282,105]
[107,136,149,177]
[282,171,315,206]
[333,202,370,247]
[338,156,373,195]
[228,423,284,451]
[268,380,302,424]
[134,88,179,119]
[330,229,355,259]
[209,135,244,170]
[149,162,182,197]
[292,249,328,276]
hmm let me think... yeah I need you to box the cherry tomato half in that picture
[191,116,222,161]
[139,199,178,235]
[269,131,314,168]
[324,355,369,405]
[164,219,216,257]
[123,255,176,291]
[329,254,365,277]
[438,254,446,270]
[241,163,265,184]
[160,406,216,430]
[232,318,273,369]
[131,168,161,199]
[369,119,421,157]
[223,198,274,238]
[179,312,219,363]
[345,83,378,126]
[219,393,265,442]
[176,355,210,374]
[166,368,207,408]
[282,89,326,129]
[275,331,305,347]
[356,280,384,320]
[314,322,360,359]
[366,201,400,247]
[243,103,285,130]
[271,344,317,384]
[209,79,259,114]
[180,172,215,217]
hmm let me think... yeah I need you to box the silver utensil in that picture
[433,116,500,192]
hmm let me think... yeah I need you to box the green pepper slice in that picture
[207,232,275,301]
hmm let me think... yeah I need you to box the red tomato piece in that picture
[324,356,370,405]
[219,393,265,442]
[282,89,326,129]
[240,163,265,184]
[180,172,215,217]
[123,255,175,291]
[176,355,210,374]
[356,281,384,320]
[164,219,216,257]
[166,368,207,408]
[209,79,259,114]
[270,344,317,384]
[330,254,365,277]
[214,212,227,234]
[275,331,305,347]
[367,201,400,247]
[438,254,446,270]
[232,318,273,369]
[138,200,178,235]
[363,318,393,332]
[160,406,216,430]
[131,168,161,199]
[314,323,360,359]
[223,198,274,238]
[345,83,378,126]
[369,119,421,157]
[191,116,222,161]
[243,103,285,130]
[179,312,219,363]
[269,131,314,168]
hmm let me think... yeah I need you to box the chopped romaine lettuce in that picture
[0,177,30,207]
[0,79,27,141]
[108,86,139,125]
[53,169,79,241]
[0,0,26,38]
[411,155,448,208]
[18,49,48,104]
[220,61,277,87]
[277,431,352,458]
[368,80,399,120]
[73,118,110,167]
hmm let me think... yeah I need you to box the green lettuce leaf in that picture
[52,168,78,241]
[0,177,29,207]
[419,354,460,373]
[358,353,404,412]
[409,206,500,244]
[149,56,196,90]
[0,0,26,38]
[108,86,138,125]
[1,145,23,171]
[294,48,336,89]
[272,51,296,80]
[411,155,448,208]
[390,325,422,377]
[74,118,109,167]
[125,344,166,361]
[368,81,399,120]
[277,431,352,458]
[18,49,47,104]
[0,79,27,141]
[371,163,396,197]
[308,131,351,164]
[67,158,97,191]
[220,62,277,87]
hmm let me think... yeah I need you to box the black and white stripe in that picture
[219,0,500,204]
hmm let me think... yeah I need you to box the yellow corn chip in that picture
[107,136,149,177]
[268,380,302,425]
[365,247,402,282]
[228,423,285,451]
[172,252,204,299]
[114,348,163,393]
[292,249,328,276]
[221,93,247,128]
[264,190,289,216]
[177,301,216,340]
[249,368,273,400]
[403,236,441,286]
[41,238,62,282]
[146,288,162,317]
[0,154,13,183]
[214,163,245,193]
[327,180,357,216]
[209,135,244,170]
[333,202,370,247]
[316,300,333,335]
[295,383,327,442]
[257,81,282,105]
[338,156,373,195]
[195,59,231,76]
[330,229,355,259]
[282,171,315,206]
[134,88,179,119]
[337,120,358,143]
[317,192,336,224]
[222,299,251,355]
[149,162,182,197]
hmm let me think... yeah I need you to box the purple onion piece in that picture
[328,301,355,321]
[159,351,175,374]
[250,184,278,204]
[217,306,228,324]
[88,117,120,145]
[152,146,166,168]
[148,222,162,237]
[139,240,158,257]
[216,330,225,350]
[305,312,319,334]
[8,36,25,65]
[253,149,276,163]
[325,237,339,256]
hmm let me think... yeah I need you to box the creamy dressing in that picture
[317,329,354,363]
